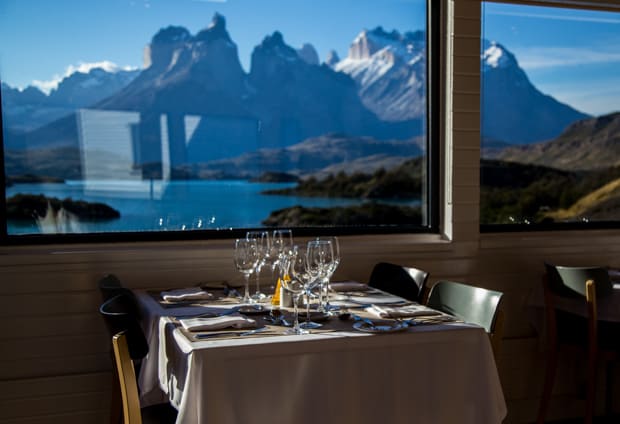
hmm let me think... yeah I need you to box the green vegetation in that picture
[250,172,299,183]
[480,159,620,224]
[262,203,422,227]
[262,157,423,199]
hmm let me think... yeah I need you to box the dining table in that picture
[136,282,507,424]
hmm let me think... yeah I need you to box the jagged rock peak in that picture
[195,12,232,43]
[297,43,319,65]
[257,31,298,60]
[348,26,424,61]
[152,26,192,45]
[325,50,340,67]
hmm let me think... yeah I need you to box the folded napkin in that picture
[330,281,370,292]
[161,287,213,302]
[178,314,258,332]
[366,304,442,319]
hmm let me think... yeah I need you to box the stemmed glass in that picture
[278,246,307,335]
[234,238,259,304]
[317,236,340,312]
[307,239,335,314]
[289,246,322,330]
[246,231,270,302]
[270,229,293,289]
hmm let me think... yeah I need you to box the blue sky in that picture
[483,3,620,116]
[0,0,424,90]
[0,1,618,116]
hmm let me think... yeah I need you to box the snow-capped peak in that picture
[32,61,138,95]
[346,27,425,63]
[482,40,514,71]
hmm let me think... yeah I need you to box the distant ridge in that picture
[494,112,620,171]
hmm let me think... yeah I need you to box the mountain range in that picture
[488,112,620,171]
[0,13,602,178]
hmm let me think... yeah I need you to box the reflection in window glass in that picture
[1,0,429,236]
[480,3,620,227]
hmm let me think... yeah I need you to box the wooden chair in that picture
[368,262,430,303]
[537,264,618,424]
[112,331,144,424]
[426,280,505,360]
[100,294,177,424]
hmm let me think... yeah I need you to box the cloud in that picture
[31,61,138,94]
[515,47,620,70]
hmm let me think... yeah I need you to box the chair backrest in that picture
[543,264,610,350]
[99,294,149,360]
[112,332,143,424]
[553,265,612,299]
[368,262,429,302]
[427,280,505,358]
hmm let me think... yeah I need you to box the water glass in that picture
[234,238,259,303]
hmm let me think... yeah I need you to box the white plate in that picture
[353,321,408,333]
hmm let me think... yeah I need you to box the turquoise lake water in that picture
[6,179,368,234]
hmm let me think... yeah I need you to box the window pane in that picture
[480,3,620,228]
[1,0,430,237]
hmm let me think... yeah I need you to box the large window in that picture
[480,2,620,230]
[0,0,436,241]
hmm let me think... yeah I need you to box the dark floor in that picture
[541,417,620,424]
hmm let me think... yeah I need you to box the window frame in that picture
[0,0,440,245]
[479,0,620,233]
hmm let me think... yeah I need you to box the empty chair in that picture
[426,280,505,359]
[100,295,176,424]
[112,331,144,424]
[100,294,149,361]
[537,264,619,424]
[98,274,142,320]
[368,262,430,303]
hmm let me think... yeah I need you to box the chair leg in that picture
[585,351,598,424]
[605,361,614,418]
[537,347,559,424]
[110,367,123,424]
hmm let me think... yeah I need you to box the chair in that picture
[426,280,505,359]
[99,274,142,320]
[100,295,176,424]
[368,262,430,303]
[112,331,144,424]
[537,264,619,424]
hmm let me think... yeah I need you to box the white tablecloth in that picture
[137,291,507,424]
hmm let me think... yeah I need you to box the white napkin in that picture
[178,314,258,332]
[330,281,370,292]
[161,287,213,302]
[366,304,442,319]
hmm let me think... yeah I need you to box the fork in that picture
[195,327,270,339]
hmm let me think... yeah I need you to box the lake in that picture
[6,179,368,234]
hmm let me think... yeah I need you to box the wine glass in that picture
[278,246,307,335]
[316,236,340,312]
[246,230,270,302]
[307,239,335,314]
[234,238,259,304]
[270,229,293,288]
[289,245,322,330]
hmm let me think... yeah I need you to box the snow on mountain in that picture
[482,40,516,71]
[334,27,426,122]
[480,39,589,144]
[2,65,139,131]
